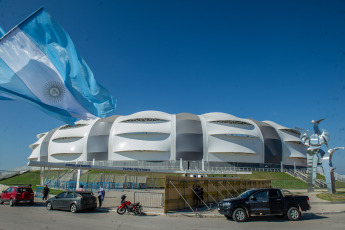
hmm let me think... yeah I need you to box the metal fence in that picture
[134,192,164,208]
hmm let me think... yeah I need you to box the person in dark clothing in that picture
[121,194,127,204]
[42,185,50,200]
[194,186,200,207]
[197,186,204,207]
[97,186,104,207]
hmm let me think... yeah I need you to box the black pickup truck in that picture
[218,188,310,222]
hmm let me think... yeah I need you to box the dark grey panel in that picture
[176,134,203,160]
[176,113,203,161]
[87,135,108,153]
[40,128,59,161]
[250,120,282,164]
[88,152,108,161]
[87,116,120,160]
[176,120,203,134]
[89,116,120,136]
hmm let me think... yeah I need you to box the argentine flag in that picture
[0,26,14,100]
[0,8,116,125]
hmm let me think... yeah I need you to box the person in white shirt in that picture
[98,186,104,207]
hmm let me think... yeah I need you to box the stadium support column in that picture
[294,162,296,173]
[40,167,45,185]
[180,158,183,170]
[76,169,81,190]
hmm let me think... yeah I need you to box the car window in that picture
[66,192,74,198]
[79,193,94,198]
[16,188,33,193]
[269,190,281,198]
[239,190,256,199]
[253,191,268,202]
[7,188,14,192]
[56,192,66,198]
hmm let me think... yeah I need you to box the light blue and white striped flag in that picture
[0,8,116,125]
[0,26,15,100]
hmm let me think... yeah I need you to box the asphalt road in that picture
[1,203,345,230]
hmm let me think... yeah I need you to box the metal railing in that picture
[134,191,164,208]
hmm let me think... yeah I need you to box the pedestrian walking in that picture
[42,184,50,200]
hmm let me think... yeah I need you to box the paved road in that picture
[1,203,345,230]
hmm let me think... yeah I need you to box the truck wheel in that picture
[232,208,248,222]
[287,207,300,221]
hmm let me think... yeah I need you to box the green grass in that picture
[5,170,344,191]
[317,191,345,202]
[236,172,308,189]
[0,171,64,195]
[317,174,345,188]
[0,171,41,187]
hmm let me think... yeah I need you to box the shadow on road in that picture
[236,213,328,222]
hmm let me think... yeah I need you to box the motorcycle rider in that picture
[121,195,126,204]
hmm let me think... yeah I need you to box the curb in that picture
[108,209,345,218]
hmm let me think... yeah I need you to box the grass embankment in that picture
[0,171,63,195]
[317,192,345,202]
[0,171,311,191]
[215,172,308,189]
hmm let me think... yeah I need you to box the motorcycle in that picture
[117,195,143,215]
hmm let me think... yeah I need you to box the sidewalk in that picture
[101,189,345,217]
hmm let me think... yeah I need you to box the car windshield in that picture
[238,190,256,199]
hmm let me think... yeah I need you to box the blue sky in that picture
[1,0,345,173]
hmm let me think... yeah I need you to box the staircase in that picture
[285,170,327,188]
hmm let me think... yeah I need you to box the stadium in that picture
[28,111,307,170]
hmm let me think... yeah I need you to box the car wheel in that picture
[232,208,248,222]
[9,199,15,207]
[287,207,300,221]
[117,207,126,215]
[70,204,77,213]
[46,202,53,210]
[0,199,4,205]
[28,201,34,206]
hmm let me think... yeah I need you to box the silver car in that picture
[46,191,97,213]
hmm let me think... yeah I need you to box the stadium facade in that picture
[28,111,307,169]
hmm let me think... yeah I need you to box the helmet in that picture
[121,195,126,200]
